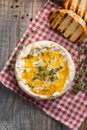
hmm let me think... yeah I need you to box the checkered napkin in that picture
[0,1,87,130]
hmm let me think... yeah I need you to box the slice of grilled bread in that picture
[48,9,87,43]
[63,0,87,23]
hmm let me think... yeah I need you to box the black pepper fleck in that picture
[15,0,19,2]
[21,16,24,19]
[14,14,18,18]
[15,5,19,8]
[26,14,29,16]
[11,5,13,8]
[30,18,33,21]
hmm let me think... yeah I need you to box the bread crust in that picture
[63,0,87,23]
[48,9,87,43]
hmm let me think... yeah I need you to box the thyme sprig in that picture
[6,29,37,72]
[71,43,87,94]
[32,65,63,82]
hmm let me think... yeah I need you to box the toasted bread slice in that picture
[63,0,87,23]
[84,12,87,22]
[48,9,87,43]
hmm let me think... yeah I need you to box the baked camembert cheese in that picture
[15,41,75,99]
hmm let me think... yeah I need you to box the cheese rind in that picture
[15,41,75,100]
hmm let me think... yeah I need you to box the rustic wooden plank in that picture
[0,0,10,70]
[0,0,63,130]
[0,83,63,130]
[0,0,87,130]
[79,118,87,130]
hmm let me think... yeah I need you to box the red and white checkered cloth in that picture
[0,1,87,130]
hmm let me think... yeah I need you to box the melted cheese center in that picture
[22,50,69,97]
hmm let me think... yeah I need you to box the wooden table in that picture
[0,0,87,130]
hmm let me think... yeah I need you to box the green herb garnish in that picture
[43,72,47,77]
[18,45,23,49]
[31,58,64,83]
[50,76,55,82]
[71,43,87,94]
[26,34,30,38]
[41,52,44,56]
[22,34,30,43]
[42,89,49,91]
[36,72,41,77]
[14,52,18,57]
[7,65,13,71]
[59,66,63,69]
[43,60,46,62]
[32,77,37,81]
[27,55,32,59]
[31,29,36,33]
[48,69,56,75]
[23,69,26,72]
[55,68,59,72]
[11,60,16,64]
[38,66,44,71]
[84,49,87,54]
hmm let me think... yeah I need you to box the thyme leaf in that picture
[7,65,13,71]
[71,44,87,94]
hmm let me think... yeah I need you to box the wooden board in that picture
[0,0,87,130]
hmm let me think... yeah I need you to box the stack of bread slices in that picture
[48,0,87,43]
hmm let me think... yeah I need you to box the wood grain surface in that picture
[0,0,87,130]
